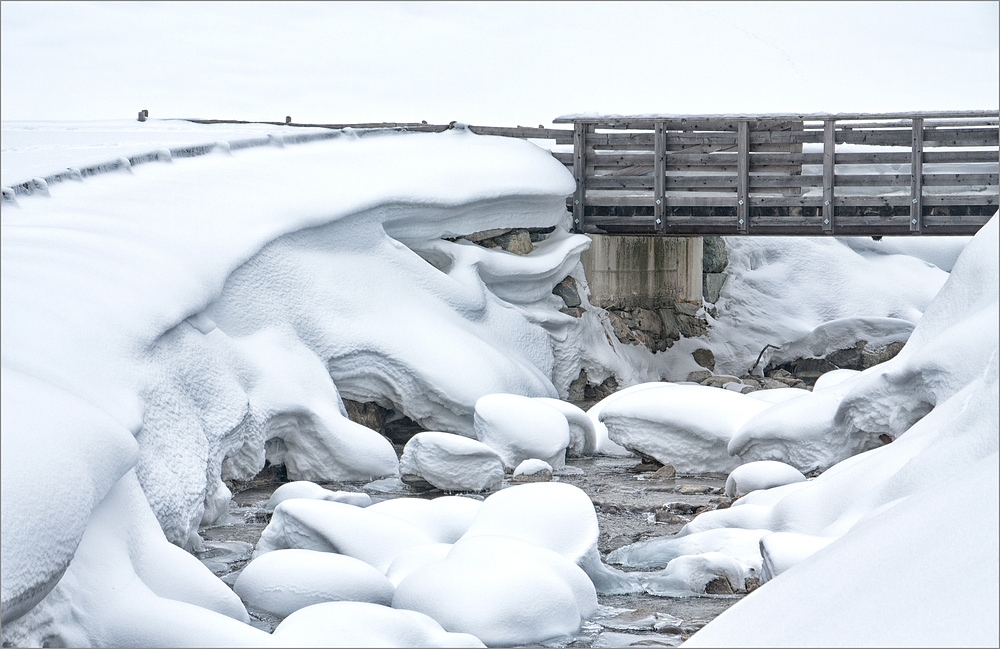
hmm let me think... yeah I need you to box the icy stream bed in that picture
[196,455,742,646]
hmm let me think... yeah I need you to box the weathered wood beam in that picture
[737,121,750,233]
[911,118,924,233]
[573,123,587,232]
[654,121,666,232]
[823,120,836,233]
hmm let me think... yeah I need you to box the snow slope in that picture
[1,126,646,645]
[681,214,1000,647]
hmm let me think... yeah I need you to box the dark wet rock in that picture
[702,236,729,274]
[461,227,510,243]
[677,314,708,338]
[560,306,586,318]
[745,576,761,592]
[703,273,727,304]
[553,276,582,308]
[399,473,436,490]
[704,577,734,595]
[585,375,619,401]
[512,468,553,483]
[630,462,663,474]
[634,309,663,336]
[494,229,533,255]
[862,340,905,368]
[692,348,716,371]
[674,301,701,317]
[687,370,713,383]
[342,399,388,433]
[660,502,700,516]
[658,309,682,341]
[677,484,713,495]
[651,465,677,481]
[699,374,741,389]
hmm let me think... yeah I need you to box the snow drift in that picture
[0,127,640,644]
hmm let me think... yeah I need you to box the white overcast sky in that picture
[2,1,997,125]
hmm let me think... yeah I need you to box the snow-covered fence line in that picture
[0,130,345,203]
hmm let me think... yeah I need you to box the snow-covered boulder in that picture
[265,481,372,511]
[385,543,453,587]
[532,397,598,456]
[812,368,861,391]
[744,387,811,404]
[392,535,595,647]
[757,531,835,583]
[473,394,570,470]
[462,482,638,594]
[640,552,745,597]
[271,601,485,648]
[512,458,553,482]
[608,527,769,580]
[399,432,504,492]
[367,496,482,544]
[587,382,672,456]
[233,549,393,618]
[724,461,806,498]
[600,384,771,473]
[254,498,432,572]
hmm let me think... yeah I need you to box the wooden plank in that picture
[922,194,998,205]
[467,125,570,139]
[553,110,999,124]
[654,121,666,232]
[737,121,749,233]
[573,123,586,232]
[911,118,924,232]
[823,120,836,232]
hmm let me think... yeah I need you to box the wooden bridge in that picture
[8,111,997,237]
[187,110,1000,237]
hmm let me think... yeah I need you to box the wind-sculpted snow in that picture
[679,215,1000,647]
[2,129,642,642]
[707,234,953,376]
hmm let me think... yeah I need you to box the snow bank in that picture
[474,393,570,469]
[4,127,661,641]
[600,384,771,473]
[398,432,504,492]
[532,397,598,456]
[233,548,393,618]
[367,496,482,544]
[271,601,485,648]
[679,214,1000,646]
[706,234,954,376]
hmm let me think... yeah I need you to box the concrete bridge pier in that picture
[580,235,704,310]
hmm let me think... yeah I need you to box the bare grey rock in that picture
[703,273,727,304]
[687,370,713,383]
[699,375,741,389]
[674,300,702,317]
[702,236,729,273]
[692,348,716,371]
[552,276,582,308]
[705,576,734,595]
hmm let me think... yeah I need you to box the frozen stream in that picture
[197,453,743,647]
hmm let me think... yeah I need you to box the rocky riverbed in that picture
[197,451,745,647]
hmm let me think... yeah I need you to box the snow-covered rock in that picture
[254,498,433,572]
[271,601,485,648]
[512,458,553,482]
[757,531,835,583]
[385,543,453,587]
[812,368,861,391]
[392,535,596,647]
[532,397,598,456]
[724,461,806,498]
[473,394,570,470]
[640,552,745,597]
[233,548,393,618]
[367,496,482,544]
[601,384,771,473]
[265,481,372,511]
[462,482,638,594]
[399,432,504,492]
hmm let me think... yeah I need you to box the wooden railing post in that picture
[910,117,924,233]
[654,121,666,232]
[737,121,749,233]
[823,120,836,233]
[573,122,586,233]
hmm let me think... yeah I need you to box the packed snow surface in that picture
[682,214,1000,646]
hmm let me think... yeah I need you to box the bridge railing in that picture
[551,111,999,236]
